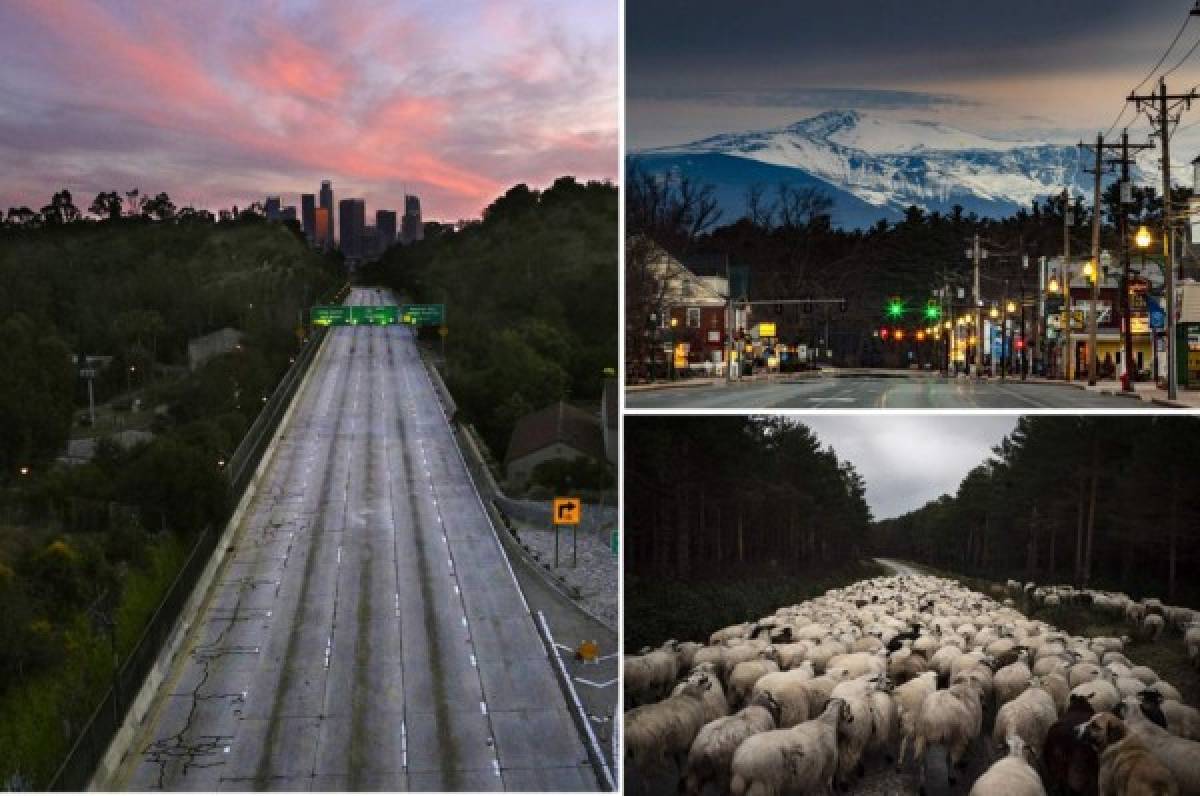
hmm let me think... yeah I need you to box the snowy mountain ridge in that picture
[634,110,1119,227]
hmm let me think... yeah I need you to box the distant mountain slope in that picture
[632,110,1115,229]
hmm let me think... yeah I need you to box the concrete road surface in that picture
[626,374,1154,409]
[112,288,597,791]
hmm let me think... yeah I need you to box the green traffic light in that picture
[886,298,904,319]
[924,303,941,321]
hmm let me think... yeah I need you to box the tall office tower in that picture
[264,196,282,221]
[400,194,423,243]
[281,206,297,223]
[313,207,330,251]
[301,193,316,241]
[362,225,379,259]
[319,180,334,248]
[338,198,366,258]
[376,209,397,250]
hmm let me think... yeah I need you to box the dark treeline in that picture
[626,416,871,580]
[624,416,874,649]
[871,416,1200,607]
[626,161,1183,368]
[360,177,617,458]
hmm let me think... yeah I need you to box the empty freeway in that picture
[110,288,597,791]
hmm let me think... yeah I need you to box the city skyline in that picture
[0,0,617,221]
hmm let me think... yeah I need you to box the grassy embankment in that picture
[624,559,886,652]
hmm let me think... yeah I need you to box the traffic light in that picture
[880,327,890,340]
[886,296,904,319]
[924,300,941,321]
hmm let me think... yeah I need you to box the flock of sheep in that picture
[623,573,1200,795]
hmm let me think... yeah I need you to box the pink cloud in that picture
[0,0,616,220]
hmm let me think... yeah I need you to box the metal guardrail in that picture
[46,328,326,791]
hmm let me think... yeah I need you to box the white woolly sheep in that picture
[624,642,681,705]
[993,684,1057,759]
[749,667,814,728]
[893,670,938,769]
[994,654,1033,708]
[1071,677,1120,715]
[729,698,850,796]
[683,691,779,796]
[674,665,730,723]
[913,680,986,791]
[830,675,879,787]
[728,658,780,708]
[1108,700,1200,793]
[625,678,713,776]
[1161,699,1200,741]
[969,734,1047,796]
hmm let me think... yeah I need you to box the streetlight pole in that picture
[1062,190,1073,382]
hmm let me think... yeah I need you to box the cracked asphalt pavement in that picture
[112,288,597,792]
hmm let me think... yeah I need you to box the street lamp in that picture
[669,316,679,380]
[1006,300,1017,314]
[1135,225,1152,249]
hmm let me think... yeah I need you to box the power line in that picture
[1130,7,1194,94]
[1161,30,1200,79]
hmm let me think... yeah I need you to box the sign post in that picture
[552,497,581,567]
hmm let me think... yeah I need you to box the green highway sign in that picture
[309,305,400,326]
[400,303,445,326]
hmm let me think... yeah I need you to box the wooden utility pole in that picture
[1129,77,1199,401]
[1062,190,1073,381]
[1108,131,1155,391]
[1081,134,1107,385]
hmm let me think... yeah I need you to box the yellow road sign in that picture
[553,497,581,525]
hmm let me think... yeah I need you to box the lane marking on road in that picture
[574,677,618,689]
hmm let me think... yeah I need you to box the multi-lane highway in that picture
[626,373,1159,409]
[113,288,596,791]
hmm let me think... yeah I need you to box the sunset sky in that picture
[0,0,617,221]
[629,0,1200,153]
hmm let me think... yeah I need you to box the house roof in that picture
[505,401,606,464]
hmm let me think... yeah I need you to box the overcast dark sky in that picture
[797,415,1019,520]
[628,1,1200,149]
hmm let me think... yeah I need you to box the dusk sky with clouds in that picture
[0,0,617,221]
[797,415,1019,521]
[628,1,1200,151]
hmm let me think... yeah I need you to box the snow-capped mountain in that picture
[632,110,1113,229]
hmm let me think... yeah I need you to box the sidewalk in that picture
[1019,375,1200,408]
[625,369,825,392]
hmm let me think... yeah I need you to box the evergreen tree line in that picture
[360,177,617,458]
[870,416,1200,606]
[625,416,871,581]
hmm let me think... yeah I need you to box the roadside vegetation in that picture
[360,177,617,458]
[0,193,342,787]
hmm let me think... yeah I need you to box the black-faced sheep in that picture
[1043,694,1097,796]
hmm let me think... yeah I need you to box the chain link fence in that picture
[45,327,326,791]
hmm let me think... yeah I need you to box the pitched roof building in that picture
[504,401,607,489]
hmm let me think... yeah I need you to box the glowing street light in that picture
[1048,274,1061,294]
[1135,225,1152,249]
[989,305,999,319]
[1083,260,1096,282]
[1006,300,1017,314]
